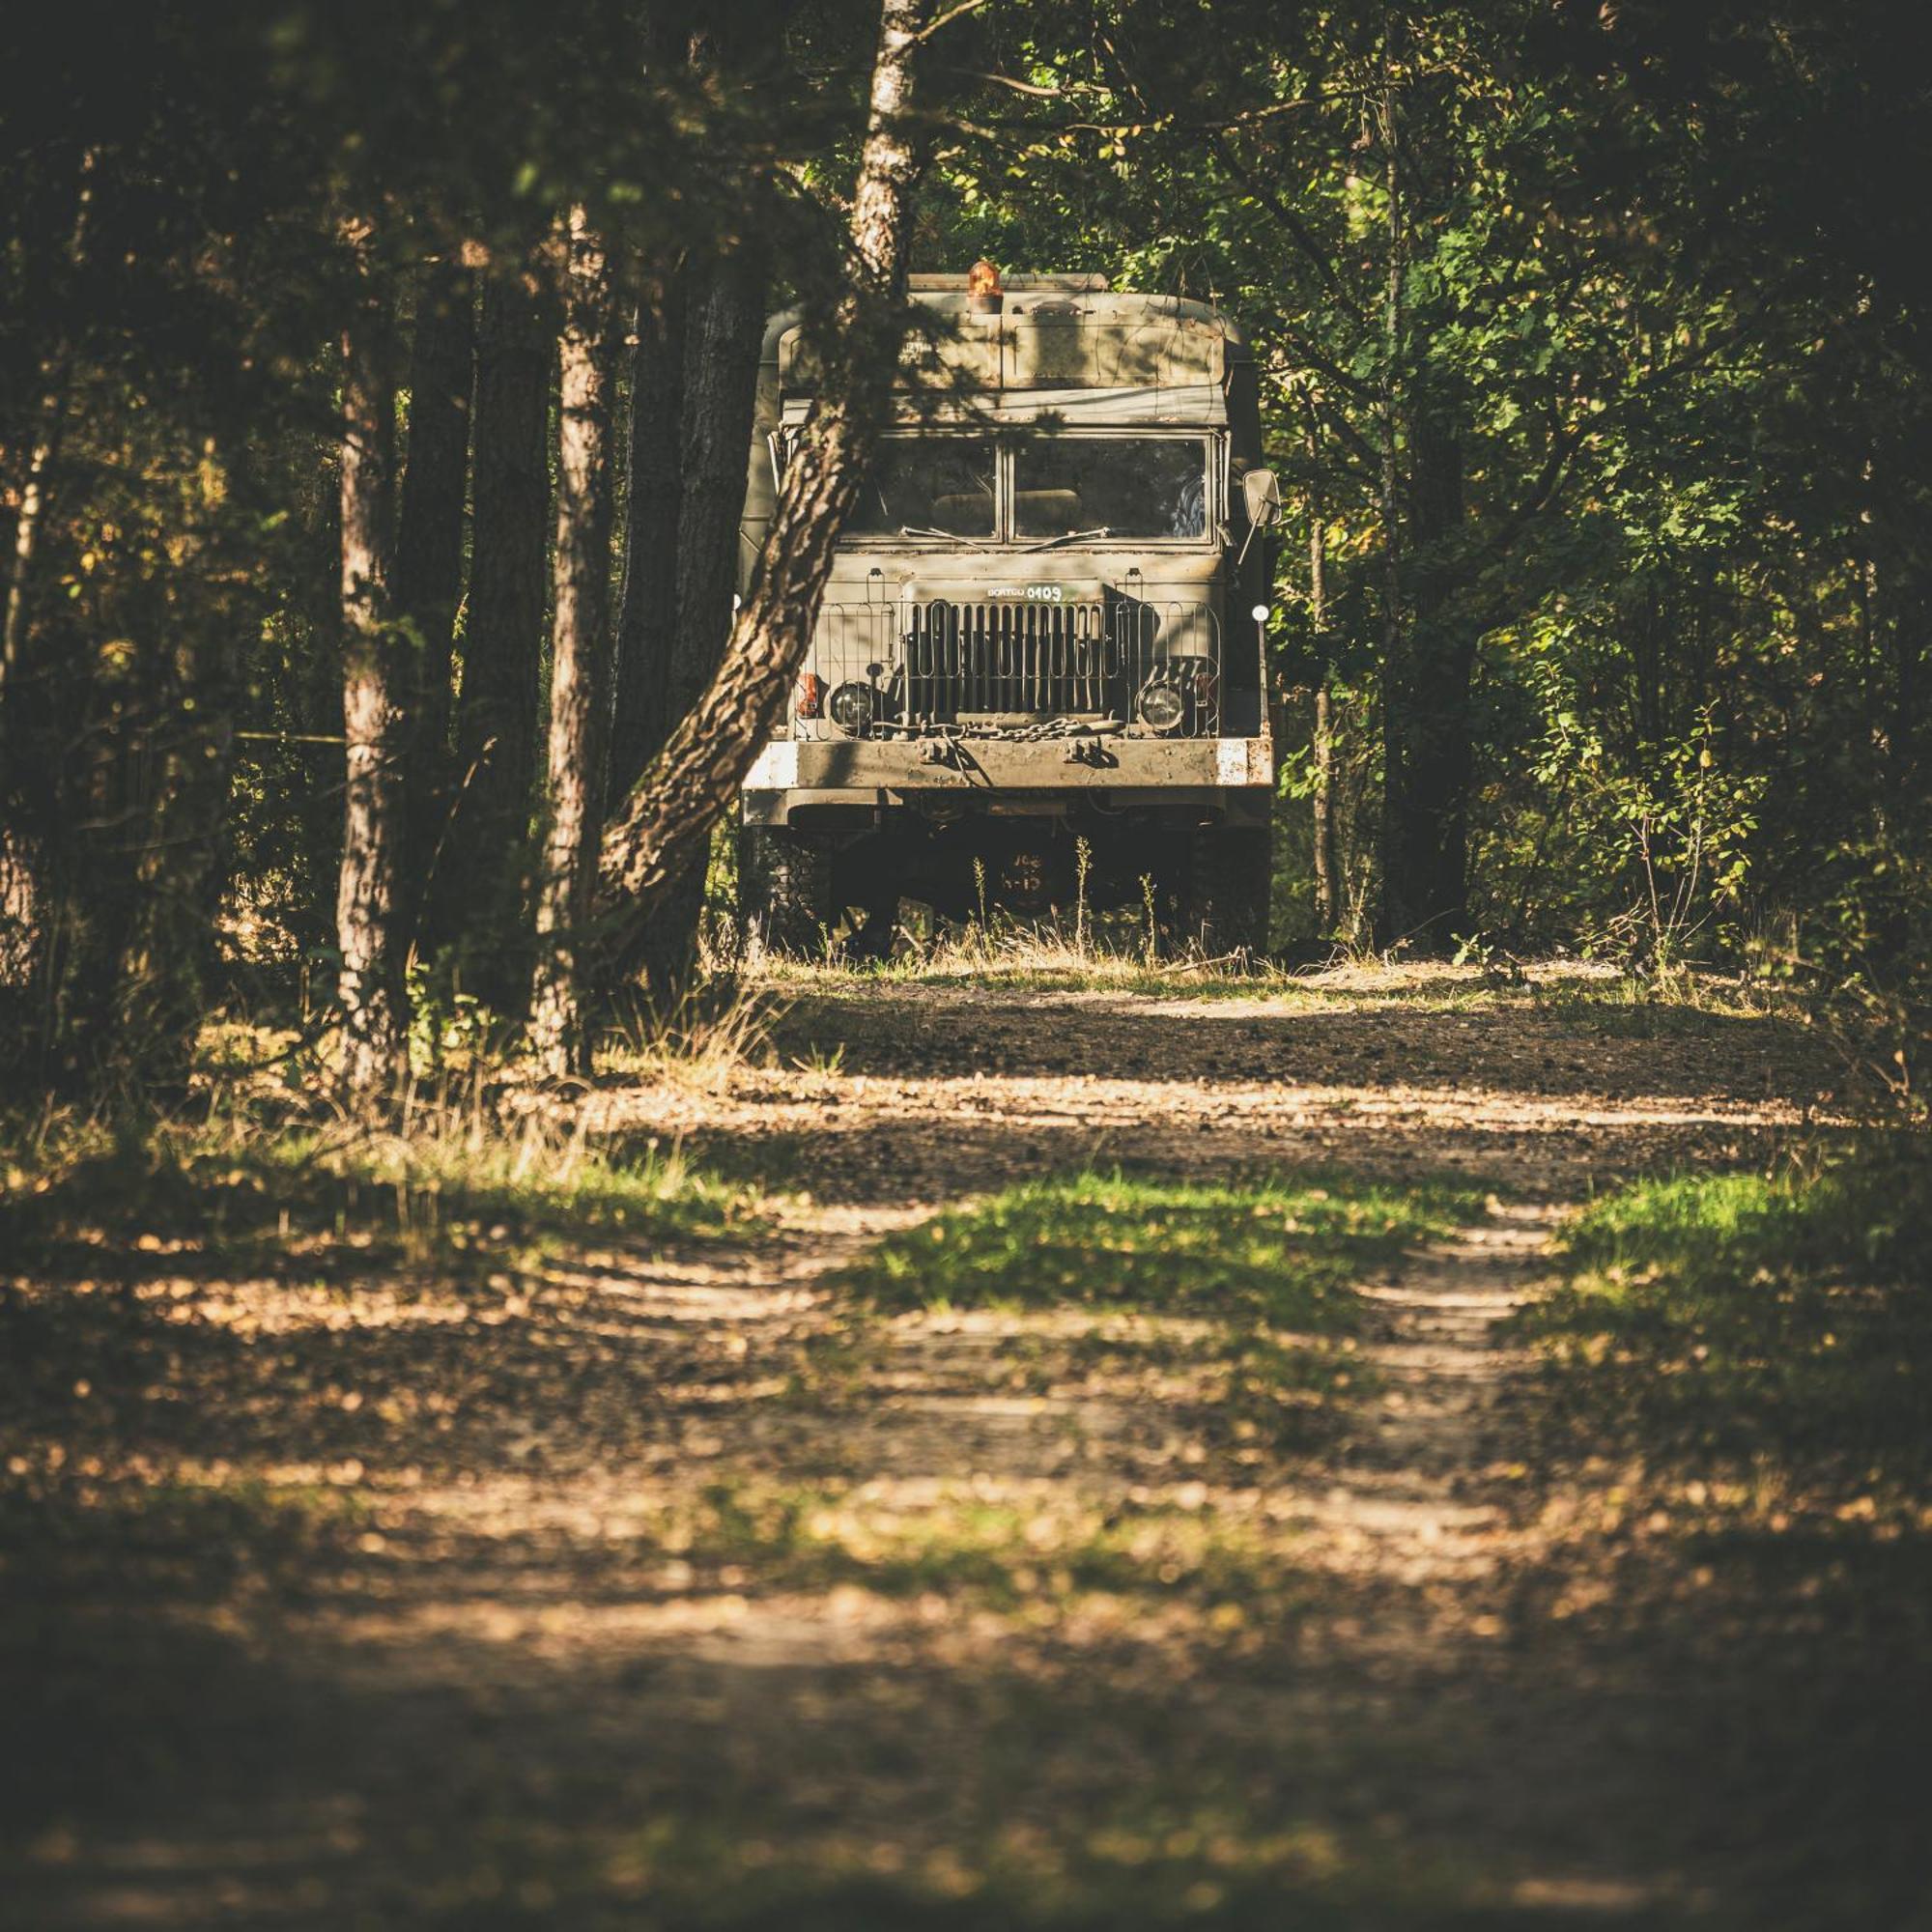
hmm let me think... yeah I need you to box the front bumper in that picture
[742,733,1273,796]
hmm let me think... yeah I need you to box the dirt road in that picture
[8,967,1917,1929]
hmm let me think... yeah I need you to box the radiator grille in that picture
[905,600,1112,719]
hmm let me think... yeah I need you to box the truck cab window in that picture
[1012,436,1208,539]
[848,437,995,537]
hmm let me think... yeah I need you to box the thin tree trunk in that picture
[529,210,617,1076]
[1375,31,1410,948]
[334,235,409,1107]
[429,266,551,994]
[393,256,474,919]
[1306,422,1337,934]
[597,0,929,944]
[609,272,686,806]
[3,390,64,700]
[2,151,93,702]
[1388,412,1475,948]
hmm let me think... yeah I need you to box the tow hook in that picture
[1065,738,1118,769]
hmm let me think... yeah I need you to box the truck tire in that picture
[738,826,836,959]
[1182,821,1272,957]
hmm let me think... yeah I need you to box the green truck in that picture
[737,270,1280,956]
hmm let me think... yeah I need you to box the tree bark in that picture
[596,0,929,945]
[609,272,686,806]
[1381,413,1475,949]
[529,210,617,1077]
[1306,424,1337,934]
[633,242,769,996]
[393,255,474,920]
[429,266,551,996]
[1,150,92,704]
[1374,35,1413,950]
[334,239,409,1107]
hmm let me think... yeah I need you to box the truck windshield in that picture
[848,437,996,537]
[1013,435,1208,540]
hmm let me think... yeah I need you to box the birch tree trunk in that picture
[334,235,409,1108]
[528,210,617,1076]
[597,0,929,943]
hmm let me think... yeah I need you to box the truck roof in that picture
[763,281,1251,423]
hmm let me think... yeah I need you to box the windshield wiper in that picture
[1018,526,1112,553]
[899,525,997,551]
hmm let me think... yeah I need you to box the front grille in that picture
[790,597,1229,739]
[905,600,1111,719]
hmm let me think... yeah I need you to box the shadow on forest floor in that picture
[2,972,1923,1928]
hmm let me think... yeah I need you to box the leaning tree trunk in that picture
[597,0,928,946]
[428,266,551,1000]
[334,236,409,1108]
[393,255,474,923]
[528,210,617,1077]
[633,242,768,997]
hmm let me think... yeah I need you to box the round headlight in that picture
[1137,682,1185,734]
[828,680,877,734]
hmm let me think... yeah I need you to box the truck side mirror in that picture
[1242,468,1283,527]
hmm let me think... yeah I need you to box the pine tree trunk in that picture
[529,210,616,1077]
[608,272,686,806]
[430,267,551,997]
[393,256,473,922]
[596,0,929,946]
[334,242,409,1108]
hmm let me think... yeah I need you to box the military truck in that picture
[736,269,1281,955]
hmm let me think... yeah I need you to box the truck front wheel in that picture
[737,826,836,959]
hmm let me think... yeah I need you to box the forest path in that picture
[4,967,1866,1929]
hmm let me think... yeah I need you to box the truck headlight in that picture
[828,681,877,734]
[1137,681,1185,733]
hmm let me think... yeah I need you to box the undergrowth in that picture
[0,1088,751,1289]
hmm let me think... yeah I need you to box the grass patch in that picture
[812,1171,1485,1458]
[0,1101,753,1289]
[835,1169,1479,1327]
[1516,1144,1932,1497]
